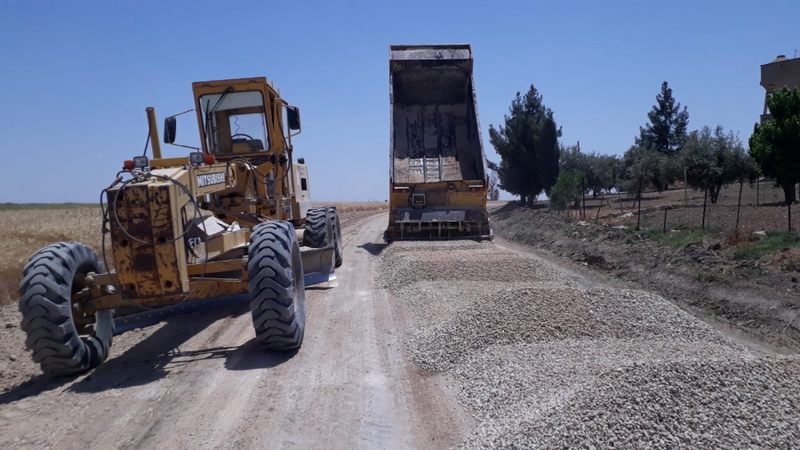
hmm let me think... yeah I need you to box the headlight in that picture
[189,152,204,166]
[133,156,149,169]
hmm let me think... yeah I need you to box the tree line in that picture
[488,81,800,208]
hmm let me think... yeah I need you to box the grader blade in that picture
[301,247,336,286]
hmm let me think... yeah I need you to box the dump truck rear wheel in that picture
[248,221,305,350]
[18,242,114,376]
[326,207,343,267]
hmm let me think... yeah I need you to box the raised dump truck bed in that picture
[387,44,491,240]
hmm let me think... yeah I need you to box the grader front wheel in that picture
[18,242,114,376]
[248,221,306,350]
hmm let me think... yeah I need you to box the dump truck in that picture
[18,76,342,376]
[387,44,491,240]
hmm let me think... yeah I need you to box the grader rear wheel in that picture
[303,207,329,248]
[304,207,342,267]
[326,207,343,268]
[248,221,306,350]
[18,242,114,376]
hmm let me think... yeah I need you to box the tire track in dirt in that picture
[0,212,466,450]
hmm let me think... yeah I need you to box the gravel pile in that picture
[464,352,800,449]
[453,339,758,448]
[380,240,495,254]
[391,280,575,328]
[377,245,560,292]
[544,356,800,449]
[377,240,800,448]
[408,286,730,371]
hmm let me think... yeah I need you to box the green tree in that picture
[638,81,690,156]
[549,170,584,211]
[681,126,756,203]
[621,145,681,194]
[560,143,620,197]
[489,84,561,206]
[598,154,624,193]
[749,87,800,204]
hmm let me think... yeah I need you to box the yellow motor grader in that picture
[18,77,342,376]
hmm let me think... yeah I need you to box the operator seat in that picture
[232,138,264,153]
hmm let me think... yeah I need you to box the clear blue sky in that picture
[1,0,797,202]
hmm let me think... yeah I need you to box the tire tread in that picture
[18,242,113,376]
[248,221,305,351]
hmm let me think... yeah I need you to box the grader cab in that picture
[18,77,343,376]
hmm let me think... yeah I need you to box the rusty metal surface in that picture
[390,45,484,184]
[89,278,249,311]
[386,205,490,239]
[385,221,492,241]
[108,180,187,298]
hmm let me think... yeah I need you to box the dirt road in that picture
[3,211,799,449]
[0,213,468,449]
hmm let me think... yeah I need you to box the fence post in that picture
[581,178,586,218]
[735,179,744,236]
[595,200,603,223]
[683,167,688,208]
[636,177,643,231]
[790,202,793,231]
[701,186,708,230]
[756,177,760,206]
[662,207,668,233]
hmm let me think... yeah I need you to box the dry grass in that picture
[314,201,388,213]
[313,201,389,222]
[0,207,104,305]
[0,202,388,306]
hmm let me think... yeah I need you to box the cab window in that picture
[199,90,270,155]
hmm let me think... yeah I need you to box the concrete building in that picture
[760,54,800,122]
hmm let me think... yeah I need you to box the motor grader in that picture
[18,76,342,376]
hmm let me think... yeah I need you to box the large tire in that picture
[304,207,343,268]
[303,207,330,248]
[326,207,343,268]
[248,221,305,350]
[18,242,114,376]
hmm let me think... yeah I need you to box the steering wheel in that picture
[231,133,255,140]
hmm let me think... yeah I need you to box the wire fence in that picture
[555,180,797,236]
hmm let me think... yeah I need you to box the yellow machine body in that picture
[75,77,332,317]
